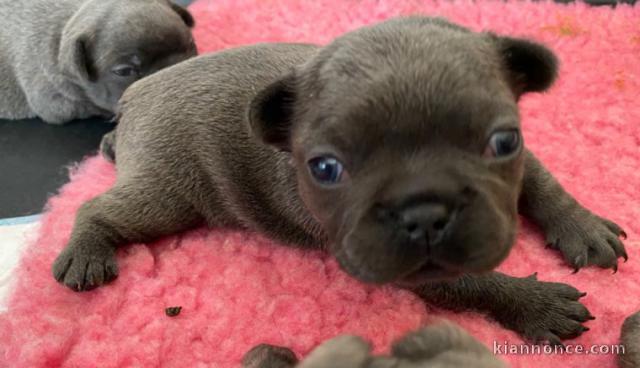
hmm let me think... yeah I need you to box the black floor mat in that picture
[0,118,114,218]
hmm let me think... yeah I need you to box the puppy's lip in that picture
[397,261,463,285]
[334,246,399,284]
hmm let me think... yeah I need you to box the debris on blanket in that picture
[165,306,182,317]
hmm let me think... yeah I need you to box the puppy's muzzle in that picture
[375,201,457,248]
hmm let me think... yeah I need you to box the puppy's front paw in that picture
[392,323,506,367]
[52,243,118,291]
[496,274,593,345]
[546,209,627,271]
[100,130,116,163]
[242,344,298,368]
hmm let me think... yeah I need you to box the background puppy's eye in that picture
[484,129,521,158]
[307,156,346,185]
[111,65,138,77]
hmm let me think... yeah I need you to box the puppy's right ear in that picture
[59,35,97,82]
[248,73,297,152]
[492,34,558,99]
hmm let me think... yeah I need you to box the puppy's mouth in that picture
[334,235,460,285]
[335,247,462,285]
[396,260,464,285]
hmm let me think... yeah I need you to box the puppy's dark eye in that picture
[485,129,521,158]
[112,65,138,77]
[308,156,345,185]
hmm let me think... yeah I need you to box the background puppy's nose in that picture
[397,202,452,244]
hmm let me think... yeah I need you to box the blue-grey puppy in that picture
[54,16,626,344]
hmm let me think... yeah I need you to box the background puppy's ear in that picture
[494,35,558,98]
[248,73,297,152]
[169,2,195,28]
[59,35,97,82]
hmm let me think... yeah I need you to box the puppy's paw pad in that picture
[546,211,627,271]
[52,245,118,291]
[498,278,592,343]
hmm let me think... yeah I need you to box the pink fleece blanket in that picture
[2,1,639,367]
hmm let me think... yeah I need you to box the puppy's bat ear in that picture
[493,35,558,98]
[248,73,297,152]
[59,34,97,82]
[169,2,195,28]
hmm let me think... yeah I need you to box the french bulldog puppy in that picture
[242,323,507,368]
[0,0,196,124]
[53,17,627,343]
[619,311,640,368]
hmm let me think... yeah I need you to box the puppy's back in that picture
[115,43,317,164]
[113,43,319,238]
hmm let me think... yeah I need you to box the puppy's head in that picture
[59,0,196,113]
[249,17,557,284]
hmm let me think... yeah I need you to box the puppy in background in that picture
[0,0,196,124]
[242,323,507,368]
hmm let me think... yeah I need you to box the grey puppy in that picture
[242,323,507,368]
[0,0,196,124]
[53,17,627,344]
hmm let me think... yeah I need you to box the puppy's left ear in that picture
[59,34,97,82]
[493,35,558,98]
[169,2,195,28]
[248,73,297,152]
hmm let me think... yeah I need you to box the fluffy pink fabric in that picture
[2,1,639,367]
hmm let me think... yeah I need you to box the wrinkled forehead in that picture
[95,5,192,63]
[297,65,519,163]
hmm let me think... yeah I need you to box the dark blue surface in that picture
[0,118,114,218]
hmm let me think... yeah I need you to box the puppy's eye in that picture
[308,156,346,185]
[484,129,521,158]
[112,65,138,77]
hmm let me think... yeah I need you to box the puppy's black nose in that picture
[378,202,453,245]
[400,203,452,244]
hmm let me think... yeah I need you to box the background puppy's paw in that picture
[100,131,116,163]
[496,275,593,344]
[245,325,506,368]
[619,311,640,368]
[545,209,627,272]
[297,335,372,368]
[392,323,507,367]
[392,322,491,361]
[52,244,118,291]
[242,344,298,368]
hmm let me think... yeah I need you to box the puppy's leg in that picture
[520,150,627,271]
[0,61,35,120]
[52,180,201,291]
[413,272,593,344]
